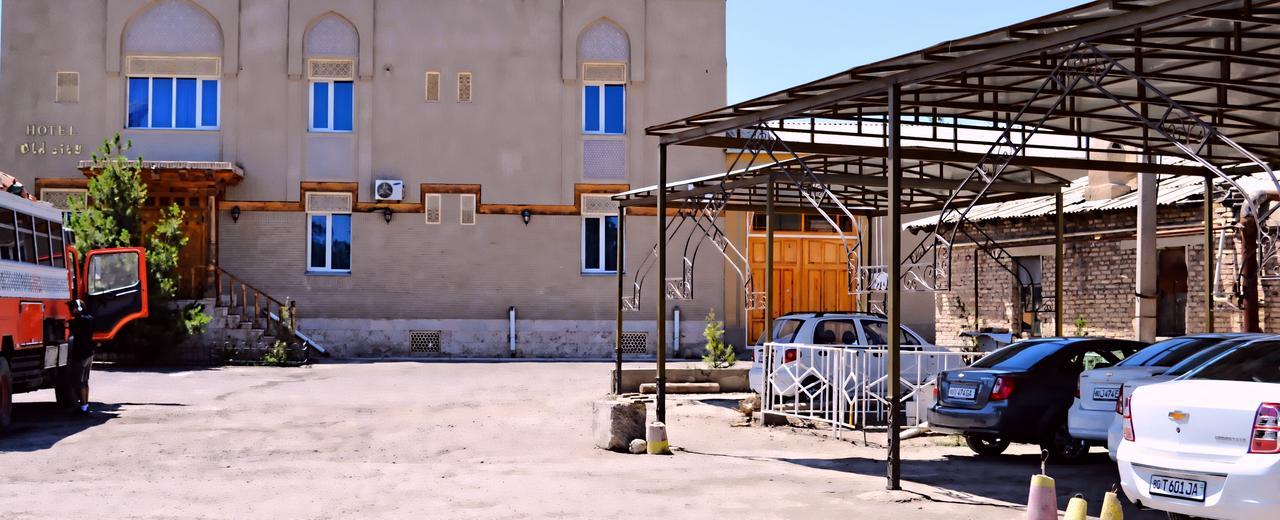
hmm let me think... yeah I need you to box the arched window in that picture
[305,14,358,133]
[578,20,628,135]
[123,0,223,130]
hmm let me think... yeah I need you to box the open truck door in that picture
[81,248,149,341]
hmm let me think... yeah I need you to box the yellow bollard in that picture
[1100,490,1124,520]
[1025,474,1057,520]
[646,421,671,455]
[1064,494,1088,520]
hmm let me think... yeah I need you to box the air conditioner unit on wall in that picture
[373,179,404,201]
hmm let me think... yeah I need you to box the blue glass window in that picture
[583,83,625,135]
[150,78,173,128]
[201,79,219,127]
[312,82,329,130]
[308,213,353,272]
[310,80,354,132]
[127,78,149,128]
[584,217,600,270]
[583,85,600,133]
[604,85,625,134]
[175,78,197,128]
[126,77,218,129]
[333,82,353,132]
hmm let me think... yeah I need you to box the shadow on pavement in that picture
[778,449,1164,519]
[0,401,181,453]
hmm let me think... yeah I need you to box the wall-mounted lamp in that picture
[521,209,532,226]
[230,206,241,223]
[383,207,393,224]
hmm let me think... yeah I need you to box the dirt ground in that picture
[0,361,1158,519]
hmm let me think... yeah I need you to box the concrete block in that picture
[592,399,646,452]
[638,382,721,394]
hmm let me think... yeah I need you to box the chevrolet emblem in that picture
[1168,410,1189,422]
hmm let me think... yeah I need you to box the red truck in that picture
[1,189,148,431]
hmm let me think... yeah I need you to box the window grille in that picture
[308,59,355,81]
[425,194,442,224]
[410,330,442,353]
[126,56,221,76]
[582,63,626,83]
[305,192,352,213]
[457,72,472,102]
[460,194,476,225]
[425,71,440,102]
[580,194,619,215]
[55,72,79,103]
[40,189,88,211]
[620,332,647,354]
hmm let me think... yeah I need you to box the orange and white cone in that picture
[1064,494,1088,520]
[1100,490,1124,520]
[1025,474,1057,520]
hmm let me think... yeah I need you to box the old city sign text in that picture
[18,124,83,156]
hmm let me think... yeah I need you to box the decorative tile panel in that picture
[583,139,625,180]
[305,14,358,57]
[579,21,629,62]
[123,0,222,55]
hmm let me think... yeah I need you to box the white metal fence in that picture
[760,342,974,436]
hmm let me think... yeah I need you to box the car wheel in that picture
[964,434,1010,456]
[1041,420,1089,464]
[1,358,13,432]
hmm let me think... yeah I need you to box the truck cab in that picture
[1,191,149,431]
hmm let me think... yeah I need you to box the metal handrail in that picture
[213,266,291,331]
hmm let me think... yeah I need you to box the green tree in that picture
[702,309,736,369]
[66,135,206,353]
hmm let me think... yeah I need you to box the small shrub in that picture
[182,302,212,337]
[702,309,736,369]
[262,340,290,366]
[1073,315,1088,337]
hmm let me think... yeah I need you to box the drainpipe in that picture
[672,306,681,358]
[508,306,517,357]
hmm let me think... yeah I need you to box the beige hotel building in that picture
[0,0,728,357]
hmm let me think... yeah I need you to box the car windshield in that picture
[1117,337,1219,368]
[1187,341,1280,383]
[756,318,804,344]
[971,339,1063,370]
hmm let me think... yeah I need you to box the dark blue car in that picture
[929,337,1146,463]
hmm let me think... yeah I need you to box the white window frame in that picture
[125,74,221,130]
[582,81,625,135]
[308,79,354,133]
[306,211,352,274]
[581,196,620,274]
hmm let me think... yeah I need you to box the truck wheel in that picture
[964,434,1010,456]
[56,354,92,411]
[1,358,13,431]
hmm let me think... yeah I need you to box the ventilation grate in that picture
[40,188,87,211]
[425,194,442,224]
[126,56,221,76]
[55,72,79,103]
[457,72,472,102]
[410,330,442,353]
[425,71,440,102]
[308,59,354,81]
[620,332,647,354]
[305,192,353,213]
[580,194,619,215]
[460,194,476,225]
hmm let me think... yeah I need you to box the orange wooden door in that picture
[748,236,857,342]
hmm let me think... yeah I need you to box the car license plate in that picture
[946,384,976,400]
[1092,385,1121,401]
[1149,475,1206,502]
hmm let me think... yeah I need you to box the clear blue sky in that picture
[726,0,1086,103]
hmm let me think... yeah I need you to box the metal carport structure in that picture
[614,0,1280,489]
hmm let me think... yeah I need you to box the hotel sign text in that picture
[18,124,83,156]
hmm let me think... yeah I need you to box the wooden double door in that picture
[747,236,859,342]
[141,190,211,299]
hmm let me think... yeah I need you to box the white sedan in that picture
[1117,339,1280,520]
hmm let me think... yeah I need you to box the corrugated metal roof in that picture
[904,174,1217,230]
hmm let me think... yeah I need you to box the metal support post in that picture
[886,83,903,491]
[1055,191,1064,336]
[614,208,625,394]
[656,144,668,423]
[765,177,775,343]
[1204,178,1214,332]
[1135,172,1158,342]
